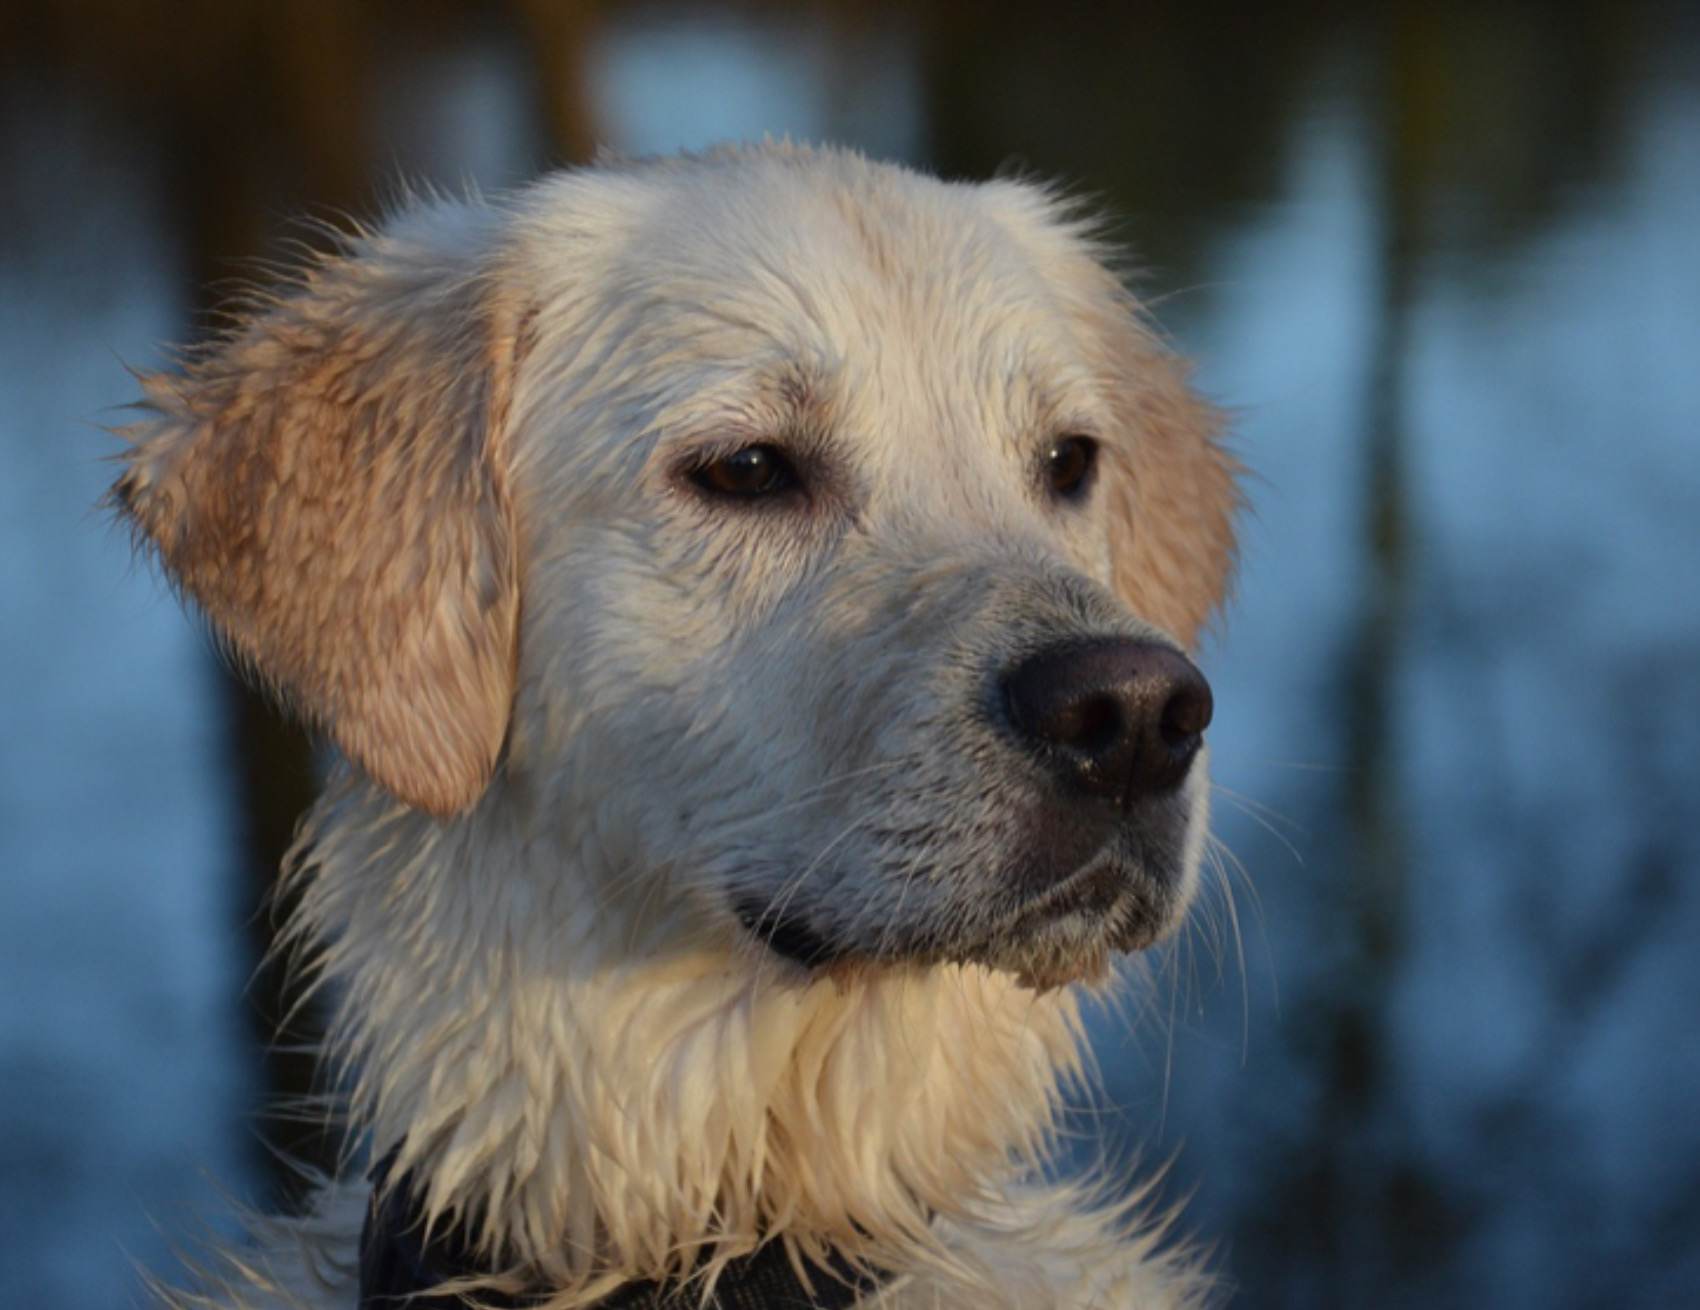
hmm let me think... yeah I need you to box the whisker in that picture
[1211,784,1307,871]
[1210,782,1306,835]
[746,814,874,996]
[1210,834,1278,1019]
[712,759,912,833]
[1203,840,1253,1059]
[1206,751,1344,775]
[585,758,913,921]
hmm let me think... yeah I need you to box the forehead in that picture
[586,157,1111,448]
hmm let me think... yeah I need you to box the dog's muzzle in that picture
[737,629,1215,985]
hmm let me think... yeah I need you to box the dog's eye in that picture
[1044,435,1098,501]
[689,444,800,500]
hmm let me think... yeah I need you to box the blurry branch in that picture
[513,0,602,164]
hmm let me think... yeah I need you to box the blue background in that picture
[2,4,1697,1306]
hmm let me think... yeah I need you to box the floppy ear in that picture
[113,209,522,817]
[1087,290,1240,649]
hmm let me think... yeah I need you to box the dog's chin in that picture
[736,841,1192,992]
[966,852,1188,990]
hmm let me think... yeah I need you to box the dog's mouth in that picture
[735,898,846,971]
[966,832,1187,988]
[734,818,1192,989]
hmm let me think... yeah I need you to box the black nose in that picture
[1002,639,1213,804]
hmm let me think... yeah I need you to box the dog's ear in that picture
[1094,309,1240,649]
[113,209,522,817]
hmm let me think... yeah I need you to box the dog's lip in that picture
[1007,852,1133,927]
[733,894,846,970]
[979,830,1183,956]
[732,804,1189,975]
[954,853,1157,990]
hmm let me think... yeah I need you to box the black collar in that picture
[359,1159,890,1310]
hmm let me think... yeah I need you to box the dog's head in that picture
[116,145,1236,991]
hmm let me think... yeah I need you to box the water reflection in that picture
[0,3,1695,1307]
[594,5,923,161]
[1098,19,1700,1305]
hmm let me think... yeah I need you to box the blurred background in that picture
[2,1,1697,1306]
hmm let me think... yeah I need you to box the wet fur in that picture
[115,144,1238,1310]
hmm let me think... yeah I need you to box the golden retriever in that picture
[114,143,1238,1310]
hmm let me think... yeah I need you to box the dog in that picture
[114,143,1238,1310]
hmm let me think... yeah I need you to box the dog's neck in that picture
[286,775,1086,1294]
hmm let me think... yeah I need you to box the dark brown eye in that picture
[1044,435,1098,501]
[689,444,799,500]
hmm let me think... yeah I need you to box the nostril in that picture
[1058,694,1125,755]
[1004,659,1117,754]
[1158,679,1213,750]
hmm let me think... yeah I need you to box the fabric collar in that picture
[358,1158,889,1310]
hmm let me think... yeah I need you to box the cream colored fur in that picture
[116,144,1238,1310]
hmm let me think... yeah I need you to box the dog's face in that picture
[116,146,1236,992]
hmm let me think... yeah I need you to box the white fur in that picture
[121,144,1238,1310]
